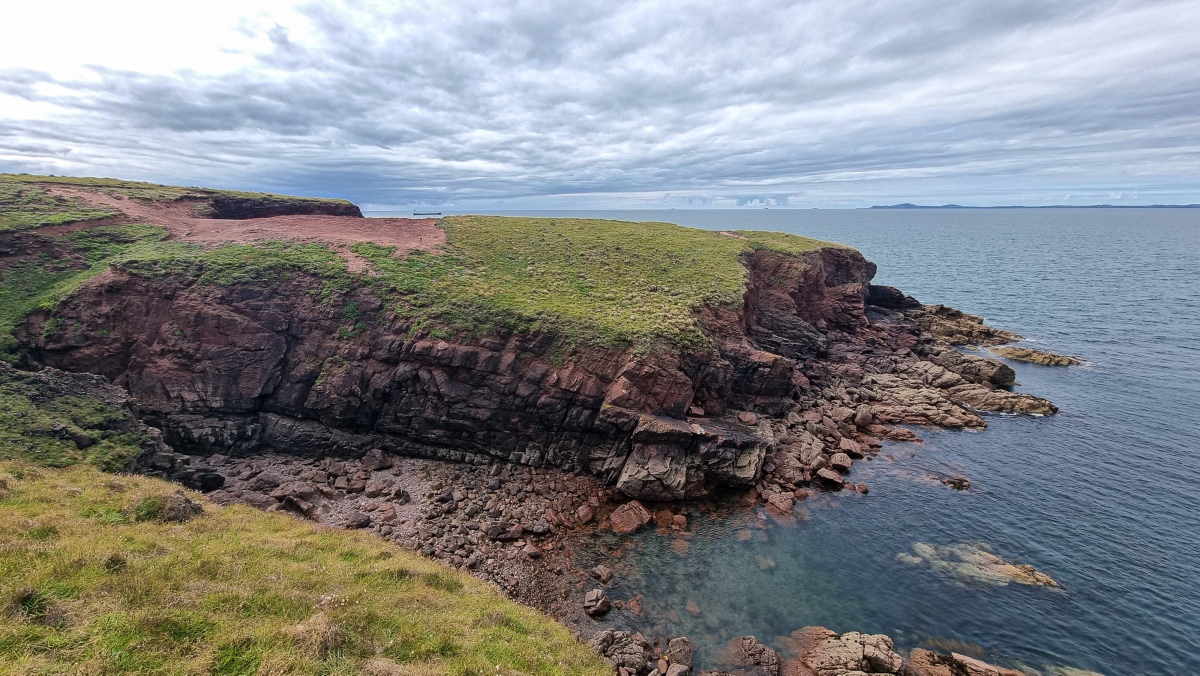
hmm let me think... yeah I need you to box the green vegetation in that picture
[0,364,147,471]
[0,462,610,675]
[1,174,844,357]
[0,180,118,231]
[0,174,356,232]
[102,216,837,352]
[0,224,170,361]
[419,216,837,350]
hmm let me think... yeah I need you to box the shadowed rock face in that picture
[205,195,363,219]
[15,244,1051,500]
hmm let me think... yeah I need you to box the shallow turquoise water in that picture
[396,209,1200,673]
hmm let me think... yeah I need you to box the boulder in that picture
[610,500,653,535]
[816,468,845,487]
[159,490,204,523]
[666,636,696,669]
[783,626,904,675]
[360,448,393,471]
[589,629,653,673]
[576,504,596,524]
[829,453,853,472]
[717,636,780,676]
[765,491,794,514]
[584,589,612,616]
[590,564,614,584]
[615,415,768,501]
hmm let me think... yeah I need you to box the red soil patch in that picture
[44,187,444,272]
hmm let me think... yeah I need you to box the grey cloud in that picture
[1,0,1198,206]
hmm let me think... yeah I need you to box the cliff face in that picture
[17,245,876,500]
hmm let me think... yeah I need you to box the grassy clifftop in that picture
[0,462,609,675]
[100,215,841,352]
[0,174,358,231]
[1,174,848,357]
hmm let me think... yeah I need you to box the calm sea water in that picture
[375,209,1200,674]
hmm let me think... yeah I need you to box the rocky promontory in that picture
[0,176,1067,675]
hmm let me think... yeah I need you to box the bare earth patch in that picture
[44,186,445,271]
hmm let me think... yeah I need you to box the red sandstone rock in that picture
[609,500,652,535]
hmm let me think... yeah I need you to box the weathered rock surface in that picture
[991,346,1080,367]
[610,500,654,534]
[14,239,1056,504]
[776,627,1029,676]
[781,626,903,675]
[907,649,1025,676]
[590,629,654,674]
[583,589,612,616]
[904,305,1021,346]
[716,635,781,676]
[898,542,1060,588]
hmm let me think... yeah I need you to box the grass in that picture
[0,362,148,471]
[105,216,839,353]
[0,174,357,218]
[0,224,170,362]
[2,173,845,355]
[0,181,118,231]
[0,462,611,675]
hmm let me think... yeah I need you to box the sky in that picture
[1,0,1198,209]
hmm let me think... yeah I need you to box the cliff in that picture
[0,176,1055,503]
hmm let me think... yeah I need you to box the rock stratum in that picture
[1,175,1055,504]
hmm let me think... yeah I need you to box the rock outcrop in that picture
[897,542,1060,588]
[991,346,1080,366]
[13,233,1055,502]
[781,626,904,675]
[777,627,1028,676]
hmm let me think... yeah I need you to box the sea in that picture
[367,208,1200,675]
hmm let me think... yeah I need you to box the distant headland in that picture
[870,202,1200,209]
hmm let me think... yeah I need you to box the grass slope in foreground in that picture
[0,462,609,675]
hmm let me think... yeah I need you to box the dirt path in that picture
[45,186,445,271]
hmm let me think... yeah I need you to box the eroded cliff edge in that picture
[9,216,1052,502]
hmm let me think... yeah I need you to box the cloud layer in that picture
[2,0,1198,207]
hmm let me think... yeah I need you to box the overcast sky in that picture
[1,0,1198,208]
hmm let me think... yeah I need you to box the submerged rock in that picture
[898,542,1060,588]
[991,346,1080,367]
[908,649,1025,676]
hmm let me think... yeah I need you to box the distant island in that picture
[870,202,1200,209]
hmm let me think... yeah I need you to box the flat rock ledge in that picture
[991,346,1080,367]
[591,626,1032,676]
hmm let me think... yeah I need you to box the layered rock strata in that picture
[16,244,1054,501]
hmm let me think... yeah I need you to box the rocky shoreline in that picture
[116,284,1062,674]
[4,194,1072,674]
